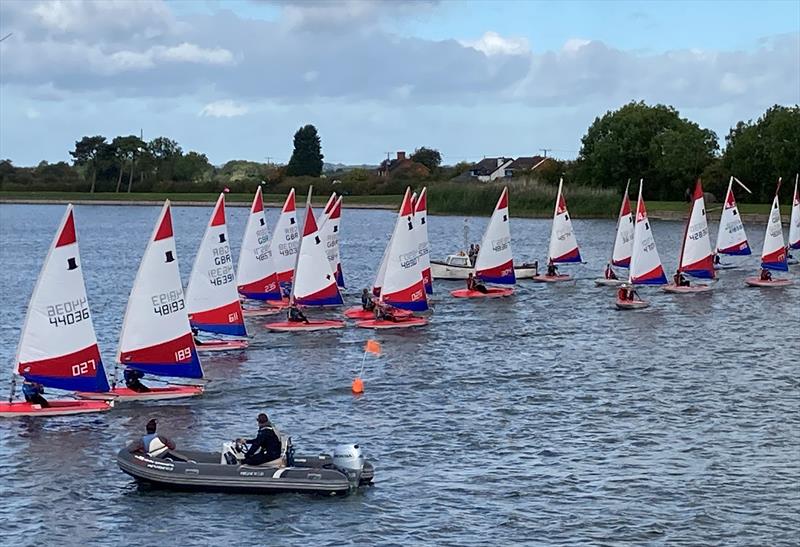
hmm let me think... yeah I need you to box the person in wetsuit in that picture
[22,380,49,407]
[361,289,376,311]
[466,272,487,293]
[239,413,282,465]
[605,263,617,280]
[124,368,150,392]
[760,268,773,281]
[547,261,558,277]
[191,327,205,346]
[288,304,309,324]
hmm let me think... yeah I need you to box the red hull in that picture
[265,320,346,332]
[77,385,204,401]
[343,306,412,320]
[355,317,428,329]
[615,297,650,310]
[532,274,572,283]
[450,288,514,298]
[195,340,249,352]
[745,277,793,288]
[0,399,112,417]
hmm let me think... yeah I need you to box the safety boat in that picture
[265,191,345,332]
[1,205,113,417]
[431,255,538,281]
[663,179,715,294]
[745,179,793,288]
[532,178,582,283]
[237,186,284,309]
[117,437,374,496]
[615,180,668,310]
[77,202,204,402]
[595,181,633,287]
[450,187,515,298]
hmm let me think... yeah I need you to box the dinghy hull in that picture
[77,385,203,401]
[196,340,249,352]
[744,277,793,288]
[450,288,513,298]
[594,278,625,287]
[0,399,112,417]
[355,317,428,329]
[662,284,713,293]
[532,274,572,283]
[265,320,346,332]
[343,307,412,320]
[615,298,650,310]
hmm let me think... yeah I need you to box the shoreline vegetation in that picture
[0,187,785,222]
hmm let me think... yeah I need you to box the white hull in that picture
[431,261,536,280]
[595,278,625,287]
[662,284,713,294]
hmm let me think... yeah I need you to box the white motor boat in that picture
[431,254,538,280]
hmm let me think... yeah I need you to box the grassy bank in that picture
[0,189,782,218]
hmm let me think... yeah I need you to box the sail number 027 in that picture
[71,359,96,376]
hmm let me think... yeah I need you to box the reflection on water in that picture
[0,203,798,545]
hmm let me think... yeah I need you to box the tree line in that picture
[0,104,796,203]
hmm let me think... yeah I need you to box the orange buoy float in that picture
[351,377,364,394]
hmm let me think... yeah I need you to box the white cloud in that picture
[158,42,234,65]
[199,100,249,118]
[563,38,591,53]
[461,31,531,57]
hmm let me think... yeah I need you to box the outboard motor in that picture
[333,444,364,487]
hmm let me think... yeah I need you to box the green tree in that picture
[723,105,800,201]
[410,147,442,172]
[575,101,719,200]
[174,151,212,183]
[148,136,183,182]
[110,135,145,192]
[285,124,323,177]
[69,135,106,193]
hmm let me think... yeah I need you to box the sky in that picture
[0,0,798,167]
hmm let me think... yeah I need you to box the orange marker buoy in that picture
[351,377,364,394]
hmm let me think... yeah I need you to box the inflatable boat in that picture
[117,440,374,496]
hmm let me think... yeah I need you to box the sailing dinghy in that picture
[357,188,428,329]
[745,180,793,287]
[79,202,204,401]
[595,181,633,287]
[266,195,345,332]
[533,178,581,283]
[713,176,751,269]
[788,174,799,264]
[663,179,715,293]
[1,205,113,417]
[616,181,667,309]
[237,187,284,316]
[270,189,300,287]
[451,187,515,298]
[318,194,345,288]
[186,194,249,351]
[415,187,433,295]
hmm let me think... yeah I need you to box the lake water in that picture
[0,203,797,546]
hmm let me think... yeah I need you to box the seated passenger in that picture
[239,413,282,466]
[128,418,176,457]
[287,304,309,324]
[361,288,376,311]
[124,368,150,393]
[22,380,49,408]
[547,262,558,277]
[466,272,487,293]
[760,268,772,281]
[605,264,617,280]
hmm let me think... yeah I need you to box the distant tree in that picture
[410,147,442,172]
[69,135,107,193]
[109,135,145,192]
[285,125,324,177]
[575,101,719,200]
[174,151,212,183]
[148,136,182,182]
[723,105,800,201]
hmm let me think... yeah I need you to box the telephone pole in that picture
[539,148,552,158]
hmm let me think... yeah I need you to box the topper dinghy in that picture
[78,202,204,401]
[663,179,715,293]
[714,176,751,269]
[318,194,345,287]
[270,189,300,286]
[596,181,633,287]
[615,180,667,309]
[237,187,282,311]
[414,187,433,294]
[788,174,799,261]
[266,193,345,332]
[745,180,792,287]
[451,187,515,298]
[186,194,248,348]
[533,178,581,283]
[1,205,113,417]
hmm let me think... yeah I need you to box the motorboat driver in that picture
[237,413,282,466]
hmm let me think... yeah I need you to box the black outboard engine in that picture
[332,444,365,487]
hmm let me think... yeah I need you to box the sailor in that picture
[124,368,150,393]
[547,261,558,277]
[361,288,376,311]
[713,254,721,266]
[374,301,398,322]
[605,263,618,280]
[191,326,205,346]
[674,271,690,287]
[239,413,282,466]
[288,303,310,324]
[760,268,773,281]
[128,418,176,457]
[22,380,49,407]
[466,272,487,293]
